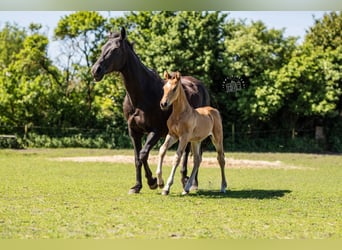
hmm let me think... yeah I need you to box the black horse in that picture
[91,27,210,194]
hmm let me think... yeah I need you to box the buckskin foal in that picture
[91,28,209,194]
[158,71,227,195]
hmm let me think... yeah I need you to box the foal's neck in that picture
[172,83,193,115]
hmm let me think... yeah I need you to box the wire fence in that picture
[0,124,330,153]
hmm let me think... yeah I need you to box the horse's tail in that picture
[198,83,211,106]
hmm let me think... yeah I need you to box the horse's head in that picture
[91,27,130,81]
[160,71,182,111]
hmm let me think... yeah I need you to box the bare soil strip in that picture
[53,155,306,170]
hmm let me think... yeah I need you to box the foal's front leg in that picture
[162,138,188,195]
[156,135,177,189]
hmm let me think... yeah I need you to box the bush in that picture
[0,135,24,149]
[23,132,131,149]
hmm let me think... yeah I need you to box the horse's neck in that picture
[121,50,158,107]
[172,84,193,116]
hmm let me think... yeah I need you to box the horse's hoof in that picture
[158,183,165,189]
[149,182,158,190]
[148,178,158,190]
[128,185,141,194]
[162,190,169,195]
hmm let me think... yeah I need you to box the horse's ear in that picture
[175,71,181,80]
[121,27,126,40]
[164,71,170,80]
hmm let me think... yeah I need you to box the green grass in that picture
[0,149,341,239]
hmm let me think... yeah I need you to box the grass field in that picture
[0,148,341,239]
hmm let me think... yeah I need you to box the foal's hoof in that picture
[158,182,165,189]
[181,190,189,195]
[148,178,158,190]
[161,190,169,196]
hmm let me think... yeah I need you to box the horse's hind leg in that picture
[180,143,190,187]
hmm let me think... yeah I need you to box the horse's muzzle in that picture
[91,64,104,82]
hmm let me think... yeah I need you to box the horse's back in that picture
[180,75,210,108]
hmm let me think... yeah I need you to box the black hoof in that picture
[128,185,142,194]
[158,183,165,189]
[148,177,158,190]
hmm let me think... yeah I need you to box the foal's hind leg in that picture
[180,143,200,190]
[183,142,202,195]
[210,136,227,193]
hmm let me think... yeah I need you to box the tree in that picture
[0,27,62,131]
[0,23,26,70]
[274,12,342,151]
[54,11,108,128]
[223,20,297,123]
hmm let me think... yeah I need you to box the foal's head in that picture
[91,27,131,81]
[160,71,182,111]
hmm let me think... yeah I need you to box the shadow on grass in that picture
[189,189,292,199]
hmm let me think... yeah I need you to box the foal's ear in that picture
[164,71,170,80]
[175,71,181,80]
[121,27,127,40]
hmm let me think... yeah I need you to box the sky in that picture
[0,11,328,62]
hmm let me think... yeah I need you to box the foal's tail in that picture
[210,108,224,144]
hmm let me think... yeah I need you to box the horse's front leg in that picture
[180,143,190,187]
[139,130,162,190]
[162,137,188,195]
[128,129,144,194]
[157,135,178,188]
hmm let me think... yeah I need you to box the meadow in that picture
[0,148,341,239]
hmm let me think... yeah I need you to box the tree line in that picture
[0,11,341,152]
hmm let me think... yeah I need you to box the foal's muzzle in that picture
[160,101,170,111]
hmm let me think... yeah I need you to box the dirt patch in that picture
[53,155,306,170]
